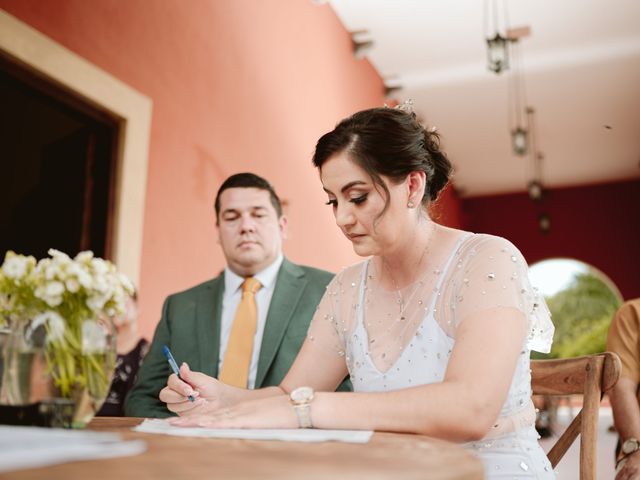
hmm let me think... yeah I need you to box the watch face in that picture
[291,386,314,403]
[623,438,640,454]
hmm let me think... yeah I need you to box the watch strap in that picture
[293,403,313,428]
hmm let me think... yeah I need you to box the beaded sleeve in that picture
[439,234,554,353]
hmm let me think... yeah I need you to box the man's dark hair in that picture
[214,173,283,221]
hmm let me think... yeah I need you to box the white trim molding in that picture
[0,10,152,287]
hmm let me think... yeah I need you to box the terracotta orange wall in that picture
[1,0,461,338]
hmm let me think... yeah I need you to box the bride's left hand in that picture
[168,394,298,429]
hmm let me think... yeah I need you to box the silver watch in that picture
[290,386,314,428]
[623,437,640,455]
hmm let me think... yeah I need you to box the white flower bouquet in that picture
[0,249,134,424]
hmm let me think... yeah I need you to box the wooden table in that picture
[4,417,484,479]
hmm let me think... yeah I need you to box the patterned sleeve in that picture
[607,301,640,383]
[306,265,361,355]
[440,235,554,353]
[307,273,344,352]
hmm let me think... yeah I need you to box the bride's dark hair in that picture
[312,107,452,214]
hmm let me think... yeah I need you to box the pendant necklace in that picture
[382,223,435,323]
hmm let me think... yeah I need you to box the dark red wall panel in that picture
[462,179,640,299]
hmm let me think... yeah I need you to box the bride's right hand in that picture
[159,362,226,416]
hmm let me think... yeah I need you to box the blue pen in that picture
[162,345,195,402]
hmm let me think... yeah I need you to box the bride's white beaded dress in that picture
[308,233,555,479]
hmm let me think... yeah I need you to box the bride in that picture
[160,105,556,479]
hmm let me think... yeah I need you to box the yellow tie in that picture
[219,277,262,388]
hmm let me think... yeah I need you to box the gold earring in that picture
[407,201,414,208]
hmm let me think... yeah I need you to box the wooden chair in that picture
[531,352,621,480]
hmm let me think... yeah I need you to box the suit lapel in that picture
[255,259,306,387]
[196,273,224,378]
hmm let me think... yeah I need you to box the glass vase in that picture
[0,315,116,428]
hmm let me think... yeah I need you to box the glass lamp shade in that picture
[511,127,528,156]
[538,213,551,234]
[486,34,509,73]
[527,180,544,201]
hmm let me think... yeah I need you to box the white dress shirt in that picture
[218,254,283,389]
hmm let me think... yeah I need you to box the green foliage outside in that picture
[532,271,621,359]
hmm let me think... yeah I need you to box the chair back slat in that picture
[546,412,582,467]
[530,352,621,479]
[532,356,601,395]
[532,353,620,395]
[580,356,603,480]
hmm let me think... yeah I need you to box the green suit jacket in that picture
[125,258,349,418]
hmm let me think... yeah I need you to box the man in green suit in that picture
[125,173,347,418]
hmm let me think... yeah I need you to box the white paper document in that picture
[135,418,373,444]
[0,425,147,473]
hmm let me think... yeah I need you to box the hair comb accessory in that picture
[394,99,414,113]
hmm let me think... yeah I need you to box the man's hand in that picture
[617,452,640,480]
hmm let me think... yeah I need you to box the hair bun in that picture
[422,128,452,201]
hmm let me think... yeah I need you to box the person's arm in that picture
[607,301,640,479]
[611,383,640,480]
[159,322,350,415]
[160,270,350,416]
[298,237,530,438]
[310,307,525,440]
[610,378,640,445]
[171,306,526,442]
